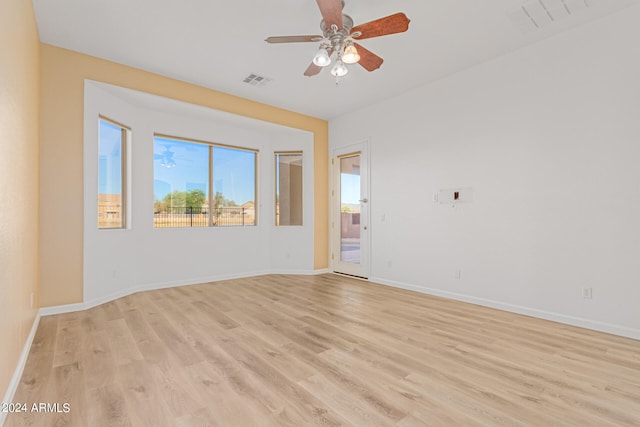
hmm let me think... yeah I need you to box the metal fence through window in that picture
[152,206,254,228]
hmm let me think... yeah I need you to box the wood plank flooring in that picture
[6,274,640,426]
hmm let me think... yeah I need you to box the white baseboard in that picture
[369,276,640,341]
[270,268,331,275]
[37,271,640,340]
[1,312,41,426]
[40,268,332,316]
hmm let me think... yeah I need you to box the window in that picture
[98,117,128,229]
[153,135,257,228]
[275,152,303,226]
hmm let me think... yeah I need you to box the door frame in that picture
[330,141,370,278]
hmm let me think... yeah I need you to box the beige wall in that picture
[0,0,40,401]
[40,44,329,307]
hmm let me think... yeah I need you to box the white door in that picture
[331,144,369,278]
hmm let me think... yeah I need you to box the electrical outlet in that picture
[582,287,593,299]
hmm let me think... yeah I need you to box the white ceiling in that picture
[33,0,639,120]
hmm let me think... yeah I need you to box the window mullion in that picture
[120,127,127,228]
[209,145,214,227]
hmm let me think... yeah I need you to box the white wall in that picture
[83,82,315,304]
[329,5,640,339]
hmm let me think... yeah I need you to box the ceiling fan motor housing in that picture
[321,14,355,50]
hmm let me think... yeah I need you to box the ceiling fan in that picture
[265,0,410,78]
[155,145,176,168]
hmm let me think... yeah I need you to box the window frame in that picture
[98,116,129,230]
[153,133,259,228]
[274,151,303,226]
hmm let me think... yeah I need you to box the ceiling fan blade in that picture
[351,12,410,40]
[304,62,323,77]
[354,43,383,72]
[265,35,323,44]
[316,0,343,29]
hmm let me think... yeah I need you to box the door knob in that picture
[359,198,368,203]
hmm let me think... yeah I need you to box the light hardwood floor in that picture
[6,274,640,426]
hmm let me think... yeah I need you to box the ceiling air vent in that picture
[243,73,272,87]
[508,0,598,33]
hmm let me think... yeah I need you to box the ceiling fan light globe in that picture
[330,60,349,77]
[342,45,360,64]
[313,49,331,67]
